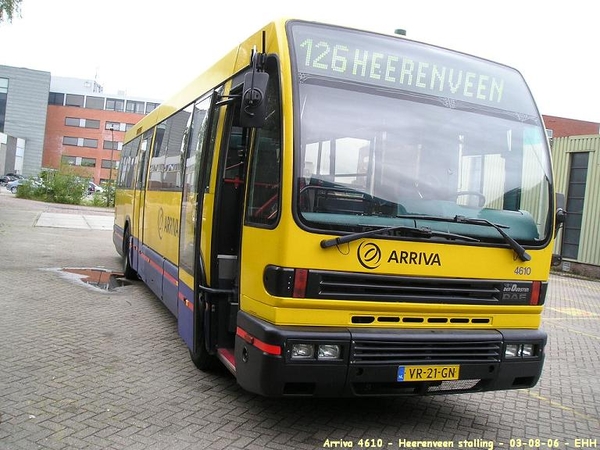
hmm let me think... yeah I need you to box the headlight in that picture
[291,343,314,359]
[289,342,343,360]
[521,344,535,357]
[505,344,521,358]
[505,343,538,359]
[318,344,341,359]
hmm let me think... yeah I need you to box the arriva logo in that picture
[157,207,179,240]
[357,241,442,270]
[357,242,382,270]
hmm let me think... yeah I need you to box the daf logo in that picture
[357,242,382,270]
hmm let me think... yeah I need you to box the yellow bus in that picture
[113,19,562,397]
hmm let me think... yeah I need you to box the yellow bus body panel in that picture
[240,219,552,329]
[114,188,134,233]
[142,190,182,264]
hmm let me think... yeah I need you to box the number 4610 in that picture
[514,266,532,275]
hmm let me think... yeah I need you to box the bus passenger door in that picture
[181,85,246,369]
[178,93,218,355]
[209,61,280,367]
[209,92,247,354]
[132,130,152,277]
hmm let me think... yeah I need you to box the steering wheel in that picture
[454,191,486,207]
[414,174,442,200]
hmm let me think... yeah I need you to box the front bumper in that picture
[234,311,546,397]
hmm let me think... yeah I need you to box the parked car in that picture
[0,173,22,185]
[6,177,42,194]
[6,178,27,193]
[88,181,104,194]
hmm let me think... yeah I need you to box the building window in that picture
[561,152,590,260]
[146,102,159,113]
[63,136,98,148]
[0,77,7,133]
[106,98,124,112]
[61,155,97,167]
[81,157,96,167]
[65,117,100,129]
[126,100,145,114]
[82,138,98,148]
[85,96,105,110]
[65,94,84,107]
[103,140,121,150]
[101,159,118,169]
[63,136,79,146]
[48,92,65,105]
[62,156,76,165]
[106,121,127,132]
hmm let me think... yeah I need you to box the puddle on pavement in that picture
[59,268,132,291]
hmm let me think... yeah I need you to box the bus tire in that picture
[190,299,216,371]
[122,228,138,280]
[189,347,215,371]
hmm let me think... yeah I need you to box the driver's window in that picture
[245,57,282,227]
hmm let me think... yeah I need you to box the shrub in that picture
[14,167,114,208]
[46,171,88,204]
[14,179,44,200]
[21,168,89,205]
[82,192,108,207]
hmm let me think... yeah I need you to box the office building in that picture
[43,76,160,184]
[0,65,51,176]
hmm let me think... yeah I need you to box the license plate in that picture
[397,365,460,382]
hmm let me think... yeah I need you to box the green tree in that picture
[0,0,22,23]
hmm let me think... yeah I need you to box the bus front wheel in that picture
[190,298,216,371]
[122,228,138,280]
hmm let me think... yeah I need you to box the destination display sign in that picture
[289,22,537,114]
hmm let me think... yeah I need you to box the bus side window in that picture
[247,140,280,224]
[136,130,153,190]
[118,136,141,189]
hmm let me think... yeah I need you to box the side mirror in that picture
[551,253,563,267]
[555,192,567,238]
[240,71,269,128]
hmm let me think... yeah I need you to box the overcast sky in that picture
[1,0,598,122]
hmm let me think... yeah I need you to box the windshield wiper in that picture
[452,215,531,262]
[320,214,531,262]
[394,214,530,262]
[320,224,479,249]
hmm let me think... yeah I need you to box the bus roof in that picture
[124,19,287,143]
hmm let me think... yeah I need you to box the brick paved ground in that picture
[0,191,599,449]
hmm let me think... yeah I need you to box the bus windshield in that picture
[289,22,553,245]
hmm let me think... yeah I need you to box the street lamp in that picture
[107,125,115,206]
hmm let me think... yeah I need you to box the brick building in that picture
[543,114,600,138]
[42,77,160,184]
